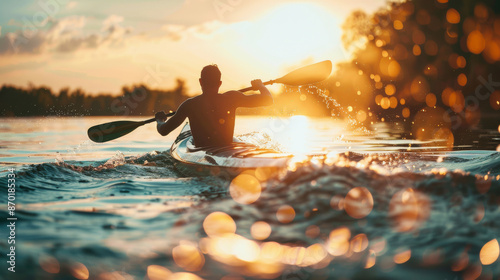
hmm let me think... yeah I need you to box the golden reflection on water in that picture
[201,233,283,278]
[97,271,132,280]
[463,264,482,280]
[165,272,204,280]
[305,225,320,238]
[480,239,500,265]
[276,205,296,223]
[325,227,351,256]
[389,188,431,232]
[365,250,377,269]
[203,212,237,237]
[451,251,469,272]
[229,173,262,204]
[393,249,411,264]
[70,262,90,280]
[344,187,374,219]
[351,233,369,253]
[39,255,60,274]
[147,265,172,280]
[172,241,205,271]
[251,221,272,240]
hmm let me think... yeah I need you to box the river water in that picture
[1,116,500,280]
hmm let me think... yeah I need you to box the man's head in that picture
[200,64,222,93]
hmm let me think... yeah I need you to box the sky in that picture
[0,0,387,95]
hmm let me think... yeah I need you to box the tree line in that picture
[0,79,331,118]
[0,79,189,117]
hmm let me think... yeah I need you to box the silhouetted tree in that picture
[326,0,500,147]
[0,80,190,117]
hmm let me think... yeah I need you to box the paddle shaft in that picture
[162,80,277,117]
[87,81,277,143]
[238,79,277,93]
[88,60,332,142]
[142,111,175,125]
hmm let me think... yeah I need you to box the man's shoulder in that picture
[177,97,197,112]
[221,90,244,98]
[182,96,199,105]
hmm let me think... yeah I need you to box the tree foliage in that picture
[326,0,500,145]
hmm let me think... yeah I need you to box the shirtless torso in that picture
[155,67,272,147]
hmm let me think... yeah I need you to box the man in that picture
[155,64,273,147]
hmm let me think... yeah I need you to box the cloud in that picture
[161,20,226,42]
[102,15,124,32]
[161,24,186,41]
[8,19,23,27]
[0,11,228,56]
[0,15,133,55]
[66,1,77,10]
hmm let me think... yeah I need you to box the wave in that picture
[154,153,500,279]
[2,150,499,279]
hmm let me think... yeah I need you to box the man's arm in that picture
[230,79,273,108]
[156,101,189,136]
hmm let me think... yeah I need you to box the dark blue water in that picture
[1,117,500,280]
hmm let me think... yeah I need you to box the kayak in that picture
[170,123,292,171]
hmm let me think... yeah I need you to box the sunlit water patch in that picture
[1,116,500,279]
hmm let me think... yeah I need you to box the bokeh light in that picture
[203,212,237,237]
[326,227,351,256]
[394,249,411,264]
[305,225,321,238]
[276,205,295,223]
[446,8,460,24]
[425,93,437,107]
[39,255,60,274]
[344,187,374,219]
[147,265,172,280]
[385,84,396,95]
[451,251,469,272]
[365,250,377,269]
[70,262,89,280]
[467,30,486,54]
[229,173,262,204]
[172,241,205,271]
[251,221,272,240]
[166,272,204,280]
[389,188,430,232]
[480,239,499,265]
[457,74,467,86]
[351,233,369,253]
[490,91,500,110]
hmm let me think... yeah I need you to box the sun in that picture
[249,3,340,67]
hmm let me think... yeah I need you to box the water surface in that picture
[1,116,499,280]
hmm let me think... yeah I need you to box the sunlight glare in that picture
[251,3,340,65]
[278,115,311,156]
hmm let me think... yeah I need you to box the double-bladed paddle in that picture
[87,60,332,143]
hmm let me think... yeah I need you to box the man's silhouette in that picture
[155,64,273,147]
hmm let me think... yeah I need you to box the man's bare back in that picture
[155,65,273,147]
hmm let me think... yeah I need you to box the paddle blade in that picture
[275,60,332,86]
[87,121,145,143]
